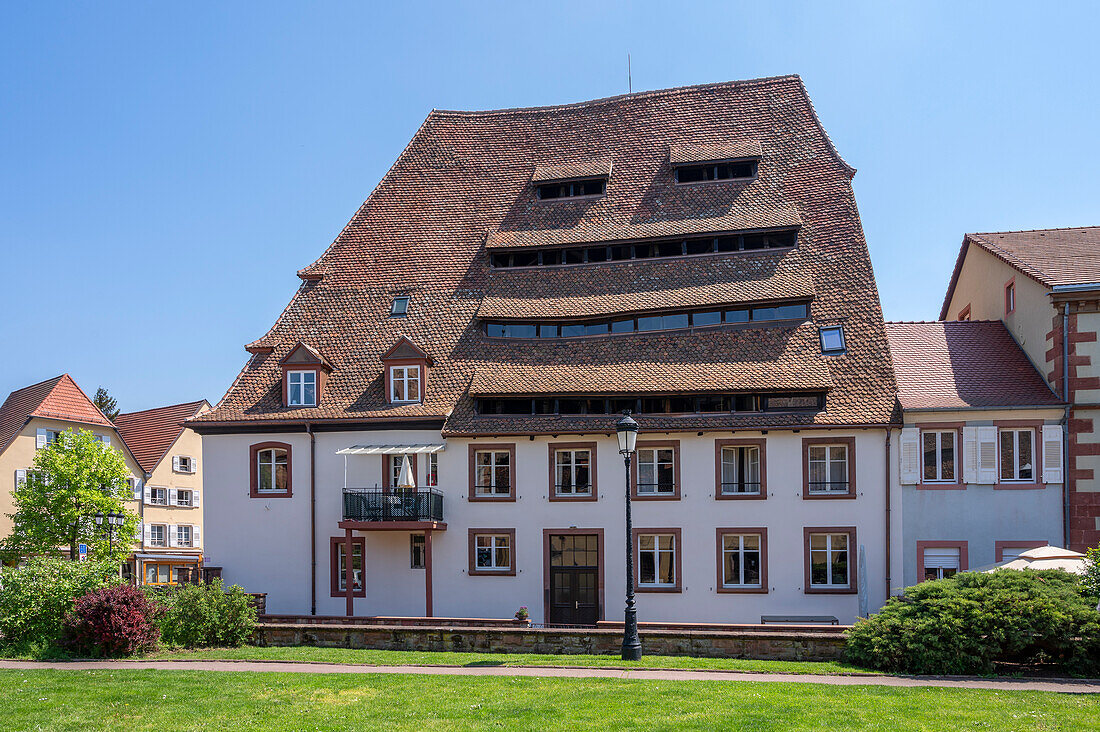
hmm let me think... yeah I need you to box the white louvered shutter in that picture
[169,488,178,506]
[143,523,152,546]
[962,426,978,484]
[977,426,999,484]
[168,525,178,548]
[192,526,201,547]
[172,456,180,472]
[1042,425,1064,485]
[14,469,26,489]
[191,490,201,508]
[190,457,198,474]
[923,547,960,570]
[36,429,46,449]
[135,522,143,542]
[133,479,143,501]
[144,485,153,504]
[899,427,920,484]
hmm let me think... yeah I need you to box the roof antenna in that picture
[628,53,632,94]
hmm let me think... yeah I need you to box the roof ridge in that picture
[38,374,112,425]
[117,399,207,419]
[5,374,65,397]
[431,75,803,117]
[968,225,1098,237]
[885,319,1001,324]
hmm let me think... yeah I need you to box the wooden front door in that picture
[548,533,600,625]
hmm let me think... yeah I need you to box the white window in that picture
[638,533,676,586]
[721,534,762,588]
[427,453,438,488]
[637,448,675,494]
[257,447,289,493]
[809,532,849,588]
[390,365,421,403]
[474,450,511,496]
[819,325,846,354]
[721,445,761,495]
[999,428,1034,482]
[93,434,111,446]
[173,456,194,474]
[410,534,426,569]
[922,430,956,483]
[554,449,592,495]
[287,370,317,406]
[807,445,849,493]
[148,487,168,506]
[175,489,193,507]
[176,525,193,548]
[14,469,27,489]
[336,542,364,592]
[148,524,167,548]
[923,547,960,581]
[475,534,511,571]
[36,429,63,449]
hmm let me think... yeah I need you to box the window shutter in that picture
[977,426,999,484]
[143,523,152,546]
[962,427,978,483]
[169,488,178,506]
[190,457,198,474]
[133,479,143,501]
[36,429,46,449]
[899,427,920,484]
[923,547,960,569]
[191,490,201,508]
[14,469,26,489]
[135,522,143,542]
[144,485,152,505]
[1042,424,1064,484]
[168,525,178,548]
[172,456,180,472]
[102,435,110,447]
[192,526,201,547]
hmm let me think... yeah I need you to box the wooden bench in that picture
[760,615,839,625]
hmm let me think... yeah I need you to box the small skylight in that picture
[820,325,846,354]
[390,296,410,317]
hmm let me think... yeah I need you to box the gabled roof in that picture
[279,342,333,370]
[115,400,208,474]
[885,321,1062,411]
[940,227,1100,318]
[194,75,897,433]
[381,336,432,363]
[0,375,114,454]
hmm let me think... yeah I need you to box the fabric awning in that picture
[336,443,446,456]
[135,553,201,562]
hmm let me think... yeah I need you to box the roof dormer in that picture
[532,157,612,200]
[279,342,333,408]
[381,337,432,405]
[670,141,761,184]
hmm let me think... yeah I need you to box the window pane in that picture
[561,324,586,338]
[637,316,662,332]
[662,313,689,330]
[811,551,827,585]
[923,432,937,481]
[495,545,510,569]
[639,552,656,584]
[725,309,749,323]
[1018,431,1033,480]
[658,535,673,550]
[725,552,741,584]
[1000,430,1014,479]
[941,433,955,480]
[610,319,634,334]
[639,535,655,550]
[476,547,492,567]
[658,552,674,584]
[693,311,721,326]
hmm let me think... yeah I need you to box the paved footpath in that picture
[0,660,1097,694]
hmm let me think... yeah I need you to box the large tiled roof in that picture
[940,227,1100,318]
[885,321,1062,411]
[531,157,613,183]
[195,76,898,434]
[0,375,113,454]
[115,400,208,474]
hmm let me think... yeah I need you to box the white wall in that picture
[204,427,893,623]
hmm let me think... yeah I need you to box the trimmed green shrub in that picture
[1083,545,1100,601]
[846,569,1100,675]
[0,557,121,655]
[62,585,161,657]
[157,580,257,648]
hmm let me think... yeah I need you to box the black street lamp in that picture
[93,511,125,554]
[616,411,642,661]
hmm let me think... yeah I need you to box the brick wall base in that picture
[253,622,847,662]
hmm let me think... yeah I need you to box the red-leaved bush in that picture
[62,585,162,657]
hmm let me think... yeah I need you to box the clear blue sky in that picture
[2,2,1097,412]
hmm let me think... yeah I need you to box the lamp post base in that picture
[621,605,642,661]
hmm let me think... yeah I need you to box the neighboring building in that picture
[0,374,144,558]
[115,400,210,585]
[193,76,901,624]
[886,321,1066,586]
[941,227,1100,550]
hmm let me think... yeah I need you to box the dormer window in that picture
[390,365,421,403]
[287,370,317,406]
[675,160,757,183]
[537,179,606,200]
[820,325,846,354]
[391,296,410,317]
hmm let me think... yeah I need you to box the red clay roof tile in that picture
[115,400,207,474]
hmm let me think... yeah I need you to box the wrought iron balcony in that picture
[342,488,444,523]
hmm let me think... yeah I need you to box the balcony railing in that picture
[342,488,444,523]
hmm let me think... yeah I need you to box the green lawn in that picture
[1,670,1095,731]
[149,645,865,674]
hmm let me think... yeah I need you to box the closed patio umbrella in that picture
[397,455,416,490]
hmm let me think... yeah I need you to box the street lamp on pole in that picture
[93,511,125,554]
[616,411,642,661]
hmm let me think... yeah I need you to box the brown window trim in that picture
[249,441,292,498]
[716,527,768,594]
[382,453,420,491]
[916,539,968,583]
[542,528,605,624]
[803,526,858,595]
[1004,277,1015,316]
[468,528,517,576]
[329,535,365,598]
[801,437,856,499]
[993,420,1046,489]
[468,443,517,502]
[630,440,681,501]
[915,423,965,489]
[957,304,971,321]
[994,539,1046,562]
[632,527,683,593]
[548,441,598,502]
[714,438,767,500]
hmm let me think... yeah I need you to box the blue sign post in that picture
[78,543,88,562]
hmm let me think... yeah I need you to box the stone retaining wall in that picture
[254,622,847,661]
